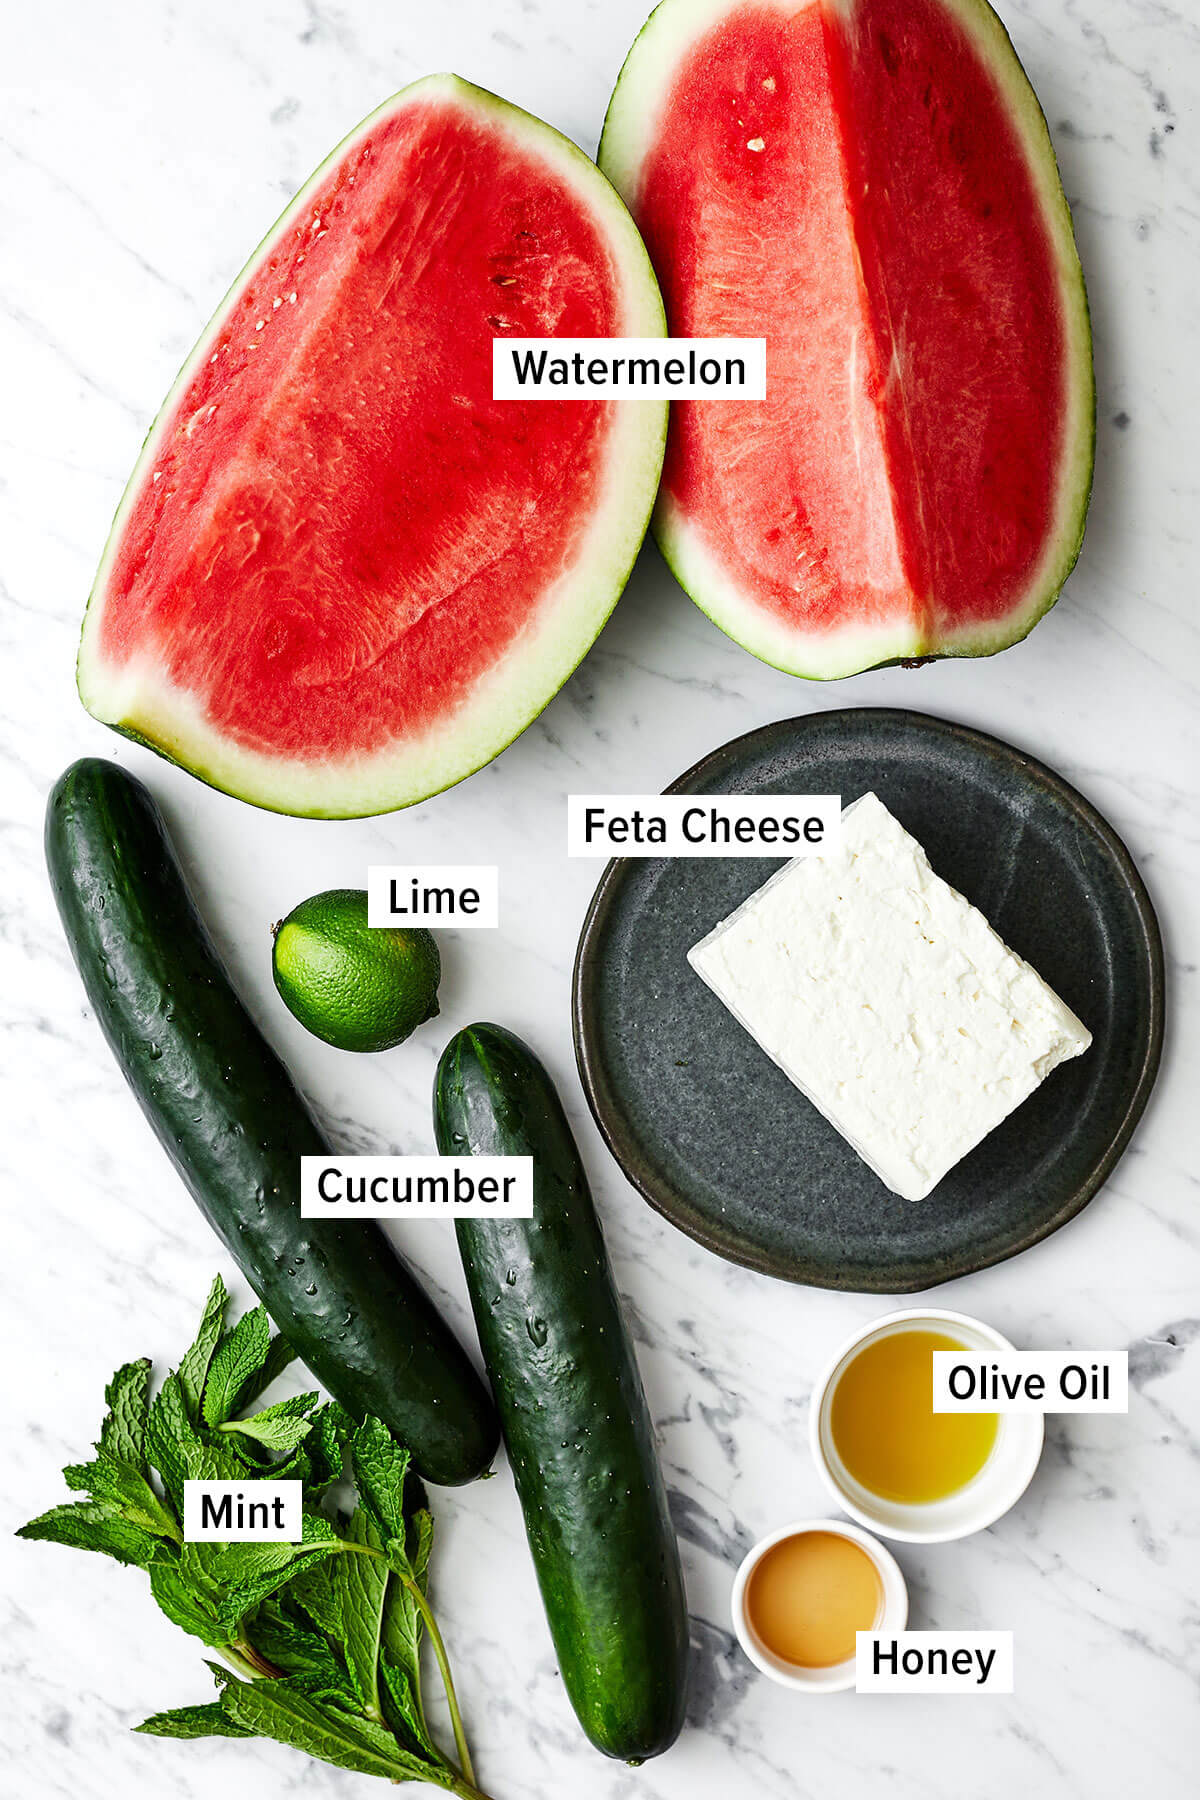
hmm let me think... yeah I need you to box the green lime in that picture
[271,888,441,1053]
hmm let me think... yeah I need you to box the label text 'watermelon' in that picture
[494,338,766,399]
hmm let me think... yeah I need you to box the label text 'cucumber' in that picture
[301,1156,534,1218]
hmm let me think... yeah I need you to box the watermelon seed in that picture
[747,138,765,152]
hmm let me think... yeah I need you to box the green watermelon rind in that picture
[599,0,1095,681]
[78,74,668,818]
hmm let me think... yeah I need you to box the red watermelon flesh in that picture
[80,77,666,816]
[600,0,1094,678]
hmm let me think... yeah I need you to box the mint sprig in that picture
[18,1276,493,1798]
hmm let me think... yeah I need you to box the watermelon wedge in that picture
[79,76,666,817]
[600,0,1094,679]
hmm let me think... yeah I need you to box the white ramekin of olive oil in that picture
[810,1309,1045,1543]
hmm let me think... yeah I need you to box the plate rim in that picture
[571,707,1165,1292]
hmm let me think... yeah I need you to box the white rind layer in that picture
[78,74,667,817]
[599,0,1095,681]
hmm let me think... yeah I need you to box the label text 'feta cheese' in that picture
[567,795,840,858]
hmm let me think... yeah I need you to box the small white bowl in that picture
[810,1308,1045,1544]
[730,1517,908,1692]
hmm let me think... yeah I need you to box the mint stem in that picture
[314,1538,482,1793]
[394,1571,476,1788]
[447,1780,495,1800]
[221,1637,282,1681]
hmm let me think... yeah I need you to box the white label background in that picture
[183,1480,303,1543]
[932,1351,1129,1413]
[567,794,840,858]
[301,1156,534,1219]
[367,866,499,929]
[493,337,766,400]
[857,1632,1014,1693]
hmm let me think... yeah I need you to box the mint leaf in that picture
[136,1702,253,1740]
[286,1556,343,1640]
[410,1507,433,1592]
[218,1676,434,1781]
[213,1432,272,1472]
[379,1654,440,1764]
[99,1359,152,1471]
[220,1393,319,1456]
[216,1562,338,1634]
[334,1511,388,1720]
[203,1517,345,1631]
[352,1416,434,1686]
[220,1416,310,1456]
[178,1542,230,1608]
[381,1508,433,1678]
[145,1373,203,1510]
[202,1306,271,1427]
[62,1456,180,1542]
[248,1603,348,1687]
[202,1538,317,1592]
[149,1559,231,1647]
[307,1402,355,1489]
[17,1283,484,1794]
[185,1441,254,1486]
[17,1500,164,1569]
[233,1329,298,1413]
[177,1277,229,1415]
[265,1445,312,1487]
[351,1414,413,1543]
[243,1604,359,1711]
[197,1510,339,1586]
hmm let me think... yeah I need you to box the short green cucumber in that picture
[46,758,498,1487]
[434,1023,688,1760]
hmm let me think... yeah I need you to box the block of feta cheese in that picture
[687,792,1092,1201]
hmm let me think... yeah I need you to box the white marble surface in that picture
[2,1,1198,1796]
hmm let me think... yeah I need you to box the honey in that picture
[745,1530,883,1668]
[830,1328,999,1505]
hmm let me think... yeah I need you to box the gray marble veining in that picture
[2,1,1198,1797]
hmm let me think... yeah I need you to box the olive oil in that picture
[746,1531,883,1668]
[830,1329,999,1504]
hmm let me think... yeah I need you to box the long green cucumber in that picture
[434,1023,688,1760]
[46,758,498,1486]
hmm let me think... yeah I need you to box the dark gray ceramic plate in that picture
[573,710,1163,1292]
